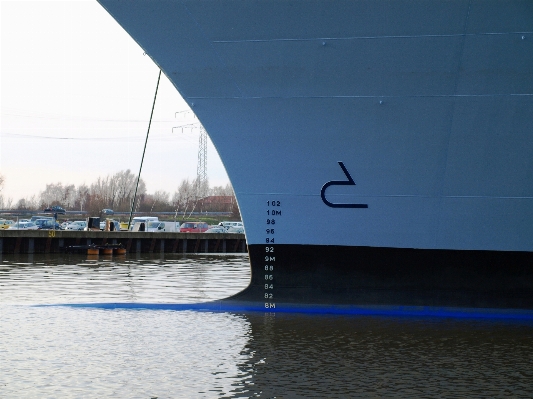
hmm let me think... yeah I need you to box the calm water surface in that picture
[1,254,532,398]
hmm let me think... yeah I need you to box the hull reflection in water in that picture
[1,308,533,397]
[238,313,533,398]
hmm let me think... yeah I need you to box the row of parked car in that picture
[133,220,244,233]
[208,221,244,234]
[0,217,244,233]
[0,217,89,231]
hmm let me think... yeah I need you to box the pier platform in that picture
[0,230,247,255]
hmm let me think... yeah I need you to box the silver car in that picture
[205,226,227,233]
[65,221,87,231]
[8,221,39,230]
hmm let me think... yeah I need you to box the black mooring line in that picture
[128,69,162,228]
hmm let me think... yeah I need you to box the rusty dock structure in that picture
[0,230,247,255]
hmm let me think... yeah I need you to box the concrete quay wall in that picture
[0,230,247,255]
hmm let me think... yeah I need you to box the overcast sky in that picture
[1,0,230,203]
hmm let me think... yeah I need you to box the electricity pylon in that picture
[174,110,208,199]
[196,125,208,199]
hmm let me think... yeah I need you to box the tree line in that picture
[0,170,239,217]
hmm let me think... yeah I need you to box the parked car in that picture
[8,221,39,230]
[146,221,180,232]
[102,209,114,215]
[34,218,60,230]
[65,221,87,230]
[226,225,245,234]
[30,216,54,223]
[205,225,227,233]
[0,219,14,229]
[44,205,66,214]
[218,221,244,230]
[179,221,209,233]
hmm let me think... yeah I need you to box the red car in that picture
[179,222,209,232]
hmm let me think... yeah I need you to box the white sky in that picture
[0,0,230,202]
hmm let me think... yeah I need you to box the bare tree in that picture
[172,178,197,216]
[90,176,111,203]
[63,184,77,209]
[76,184,90,212]
[113,169,146,210]
[149,190,170,212]
[0,196,12,209]
[0,174,15,210]
[0,174,7,209]
[209,182,234,197]
[195,177,209,200]
[2,168,233,215]
[15,195,39,210]
[40,183,66,208]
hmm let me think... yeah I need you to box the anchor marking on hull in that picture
[321,162,369,208]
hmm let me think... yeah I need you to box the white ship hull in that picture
[98,0,533,310]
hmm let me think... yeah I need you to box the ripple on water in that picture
[1,254,533,398]
[0,253,251,304]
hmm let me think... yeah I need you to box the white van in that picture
[129,216,159,231]
[146,221,179,232]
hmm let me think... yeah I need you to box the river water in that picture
[1,254,532,398]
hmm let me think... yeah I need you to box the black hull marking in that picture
[226,244,533,310]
